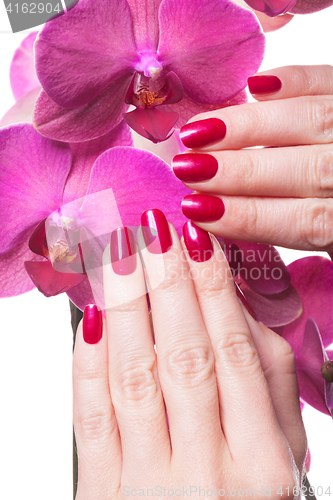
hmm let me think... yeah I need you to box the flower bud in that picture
[321,361,333,382]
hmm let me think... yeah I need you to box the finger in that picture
[243,311,307,472]
[181,194,333,252]
[181,224,287,462]
[179,95,333,150]
[172,144,333,198]
[248,65,333,100]
[103,227,170,479]
[139,210,223,465]
[73,308,121,499]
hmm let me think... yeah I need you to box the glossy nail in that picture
[172,153,218,182]
[83,304,103,344]
[141,209,172,254]
[180,118,227,149]
[247,75,282,95]
[110,227,137,275]
[181,194,225,222]
[183,221,214,262]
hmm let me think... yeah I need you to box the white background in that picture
[0,3,333,499]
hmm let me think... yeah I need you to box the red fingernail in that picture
[172,153,218,182]
[83,304,103,344]
[179,118,227,149]
[181,194,225,222]
[141,209,172,254]
[247,75,282,95]
[110,227,137,275]
[183,221,214,262]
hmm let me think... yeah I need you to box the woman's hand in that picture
[73,211,306,499]
[174,65,333,254]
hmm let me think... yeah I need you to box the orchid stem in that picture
[302,473,317,500]
[70,301,83,500]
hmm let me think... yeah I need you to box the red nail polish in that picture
[172,153,218,182]
[181,194,225,222]
[179,118,227,149]
[183,221,214,262]
[141,209,172,254]
[247,75,282,95]
[83,304,103,344]
[110,227,137,275]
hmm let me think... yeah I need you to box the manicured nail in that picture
[141,209,172,254]
[110,227,137,275]
[247,75,282,95]
[172,153,218,182]
[83,304,103,344]
[183,221,214,262]
[179,118,227,149]
[181,194,225,222]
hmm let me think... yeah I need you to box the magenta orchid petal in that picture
[290,0,333,14]
[10,32,40,101]
[296,318,330,415]
[63,121,133,204]
[283,257,333,353]
[126,0,162,51]
[35,0,137,108]
[0,241,44,297]
[0,88,40,127]
[165,90,248,129]
[66,276,99,312]
[24,261,86,297]
[0,124,72,255]
[34,73,131,142]
[244,0,296,16]
[225,240,291,294]
[80,146,190,238]
[124,107,179,142]
[158,0,265,104]
[239,279,302,327]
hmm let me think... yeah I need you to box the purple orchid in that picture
[32,0,265,143]
[281,257,333,416]
[0,123,190,310]
[243,0,333,17]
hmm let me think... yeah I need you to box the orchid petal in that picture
[124,107,179,142]
[0,241,44,297]
[24,261,86,297]
[132,127,184,165]
[0,124,72,254]
[244,0,296,16]
[297,318,330,415]
[225,240,291,294]
[254,12,294,32]
[66,276,99,312]
[80,147,190,239]
[10,32,40,101]
[164,90,248,129]
[158,0,265,104]
[35,0,137,108]
[33,74,131,142]
[283,257,333,352]
[290,0,333,14]
[239,279,302,327]
[0,88,40,127]
[126,0,162,51]
[63,121,133,205]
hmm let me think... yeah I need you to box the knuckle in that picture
[302,199,333,249]
[117,360,158,404]
[311,98,333,139]
[76,406,116,442]
[312,148,333,196]
[165,344,214,387]
[215,332,259,371]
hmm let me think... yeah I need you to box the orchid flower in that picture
[243,0,333,17]
[0,123,190,310]
[281,257,333,416]
[32,0,265,143]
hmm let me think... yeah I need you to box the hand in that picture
[73,211,306,499]
[174,65,333,254]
